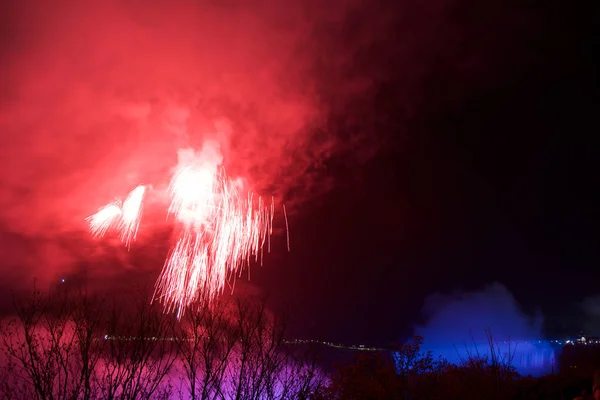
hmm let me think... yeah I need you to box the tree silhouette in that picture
[0,287,324,400]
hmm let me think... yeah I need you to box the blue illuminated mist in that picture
[413,282,556,376]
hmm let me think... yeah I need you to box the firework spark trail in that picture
[153,152,274,316]
[86,185,146,247]
[118,185,146,247]
[87,202,122,238]
[85,145,283,317]
[283,204,290,252]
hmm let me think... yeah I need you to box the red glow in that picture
[0,1,323,286]
[87,142,279,316]
[0,0,392,287]
[157,143,275,316]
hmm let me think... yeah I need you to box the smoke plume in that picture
[0,0,448,289]
[581,295,600,334]
[0,0,542,294]
[413,282,554,375]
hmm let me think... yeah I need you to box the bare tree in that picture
[0,288,86,400]
[70,290,108,400]
[94,293,177,400]
[175,298,238,400]
[177,297,324,400]
[1,288,324,400]
[0,288,177,400]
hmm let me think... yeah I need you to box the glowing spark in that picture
[86,185,146,247]
[283,204,290,252]
[119,185,146,246]
[86,202,121,238]
[85,144,286,317]
[153,148,274,316]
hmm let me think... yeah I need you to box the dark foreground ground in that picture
[299,338,600,399]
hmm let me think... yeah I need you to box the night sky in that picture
[0,0,597,347]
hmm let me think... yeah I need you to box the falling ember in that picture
[86,185,146,247]
[86,202,122,238]
[119,185,146,246]
[153,147,274,316]
[86,143,286,317]
[283,204,290,252]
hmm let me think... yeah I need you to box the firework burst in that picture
[86,143,284,317]
[154,151,273,317]
[87,202,122,238]
[119,185,146,246]
[86,185,146,247]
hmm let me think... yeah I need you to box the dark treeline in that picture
[1,288,599,400]
[0,288,323,400]
[316,336,599,400]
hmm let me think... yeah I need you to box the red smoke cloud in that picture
[0,0,346,286]
[0,0,533,290]
[0,1,324,233]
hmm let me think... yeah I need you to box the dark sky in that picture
[0,0,597,346]
[254,0,599,345]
